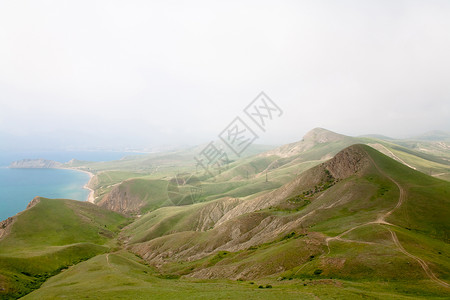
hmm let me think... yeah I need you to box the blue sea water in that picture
[0,151,145,221]
[0,168,90,221]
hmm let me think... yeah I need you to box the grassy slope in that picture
[89,131,450,218]
[294,146,450,279]
[360,137,450,180]
[77,130,449,219]
[118,145,450,297]
[91,133,360,215]
[102,178,170,214]
[89,171,149,201]
[78,144,278,206]
[4,132,450,298]
[22,250,447,300]
[0,198,128,299]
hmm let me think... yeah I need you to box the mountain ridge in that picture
[2,130,450,299]
[123,144,449,285]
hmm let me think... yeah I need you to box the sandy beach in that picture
[61,168,96,203]
[82,171,95,203]
[78,170,95,203]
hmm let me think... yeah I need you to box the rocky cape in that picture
[9,159,63,169]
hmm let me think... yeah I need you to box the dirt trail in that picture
[106,254,111,266]
[433,172,450,177]
[377,173,406,223]
[324,152,449,288]
[388,229,449,288]
[368,144,416,170]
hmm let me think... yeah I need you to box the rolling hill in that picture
[2,129,450,299]
[0,197,128,299]
[89,128,450,217]
[122,145,450,287]
[14,144,450,299]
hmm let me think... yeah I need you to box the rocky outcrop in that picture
[129,145,373,272]
[0,217,14,240]
[27,196,41,209]
[98,184,145,215]
[193,197,242,231]
[124,197,244,244]
[215,145,370,227]
[9,159,63,169]
[324,144,370,179]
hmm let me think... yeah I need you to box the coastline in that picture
[62,168,96,203]
[7,164,96,204]
[80,170,95,204]
[0,167,97,222]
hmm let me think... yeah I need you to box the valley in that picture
[1,128,450,299]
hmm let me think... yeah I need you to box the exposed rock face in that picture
[9,159,63,169]
[215,145,370,228]
[129,145,372,274]
[98,184,145,215]
[324,144,370,179]
[27,196,41,209]
[123,197,244,245]
[193,197,242,231]
[0,217,14,240]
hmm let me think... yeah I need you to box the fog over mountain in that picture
[1,0,449,151]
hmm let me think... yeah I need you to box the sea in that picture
[0,151,144,222]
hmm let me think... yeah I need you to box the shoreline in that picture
[61,168,96,204]
[6,165,96,204]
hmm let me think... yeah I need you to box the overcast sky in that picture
[1,0,449,151]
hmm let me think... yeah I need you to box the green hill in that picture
[13,144,450,299]
[2,130,450,299]
[0,197,128,299]
[90,128,450,218]
[91,128,360,216]
[21,250,446,300]
[122,145,449,292]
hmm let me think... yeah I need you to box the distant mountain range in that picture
[413,130,450,141]
[1,128,449,299]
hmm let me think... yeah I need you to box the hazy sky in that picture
[1,0,449,151]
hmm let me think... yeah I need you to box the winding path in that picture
[387,228,449,288]
[324,152,449,288]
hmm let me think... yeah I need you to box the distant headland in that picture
[9,159,63,169]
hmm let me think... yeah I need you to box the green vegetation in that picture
[2,129,450,299]
[0,198,128,299]
[21,251,449,299]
